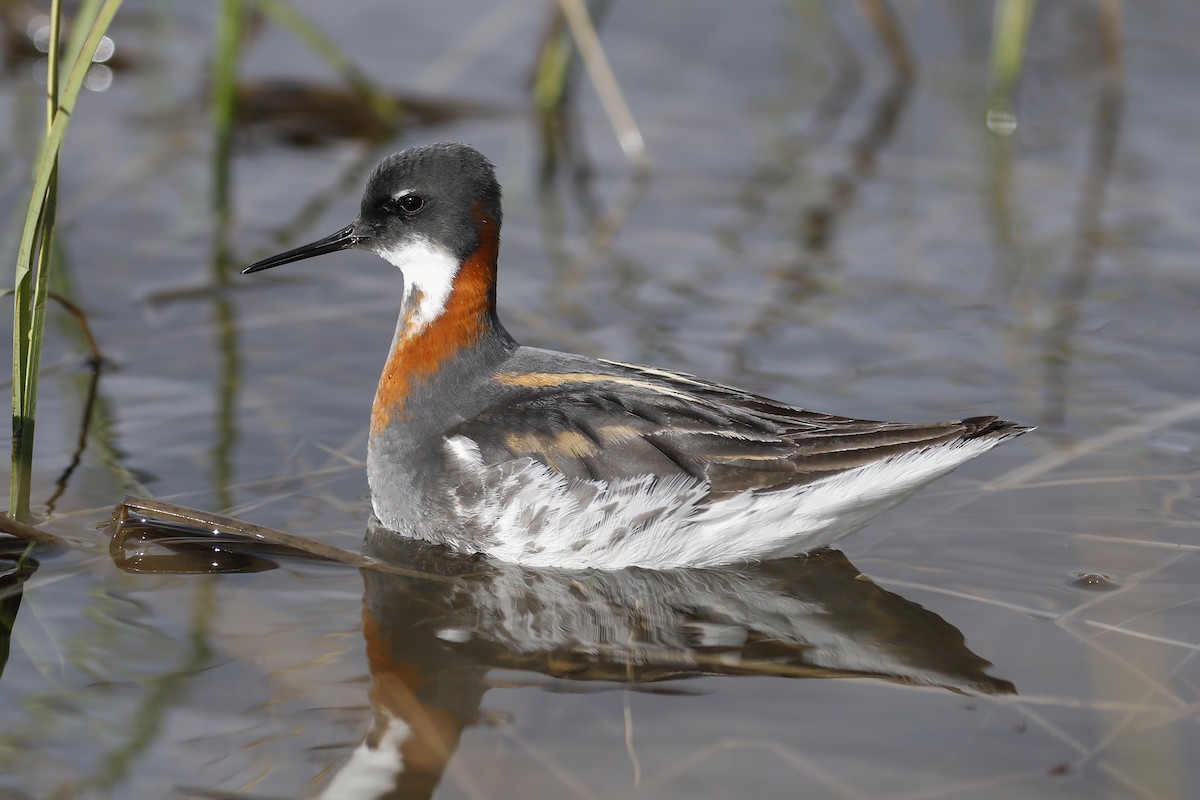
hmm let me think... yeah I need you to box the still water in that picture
[2,1,1198,797]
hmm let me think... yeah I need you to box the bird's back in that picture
[368,347,1029,568]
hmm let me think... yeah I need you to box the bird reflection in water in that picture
[335,528,1013,798]
[108,512,1013,799]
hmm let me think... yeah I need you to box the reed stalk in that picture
[9,0,123,518]
[989,0,1036,124]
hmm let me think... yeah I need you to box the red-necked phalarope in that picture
[243,142,1031,570]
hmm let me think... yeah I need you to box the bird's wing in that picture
[448,357,1015,498]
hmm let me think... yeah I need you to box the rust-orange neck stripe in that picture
[371,205,500,436]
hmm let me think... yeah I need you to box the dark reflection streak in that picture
[533,109,596,333]
[586,171,651,307]
[536,105,652,335]
[43,361,101,515]
[210,1,245,512]
[724,4,913,384]
[730,76,913,383]
[855,0,915,81]
[799,0,915,252]
[535,113,572,264]
[530,0,653,333]
[86,580,217,794]
[211,296,240,513]
[532,0,610,228]
[211,0,244,259]
[537,107,601,226]
[38,288,105,515]
[721,1,862,248]
[42,290,102,364]
[792,0,863,148]
[810,78,911,253]
[536,109,595,260]
[0,550,38,682]
[1041,2,1124,425]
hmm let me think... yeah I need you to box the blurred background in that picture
[1,1,1198,798]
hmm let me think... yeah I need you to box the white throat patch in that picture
[375,236,458,337]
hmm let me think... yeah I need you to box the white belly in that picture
[437,434,1002,570]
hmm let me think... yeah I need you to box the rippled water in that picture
[2,1,1198,798]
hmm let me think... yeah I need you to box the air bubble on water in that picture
[987,110,1018,136]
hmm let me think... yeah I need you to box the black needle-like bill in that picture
[242,224,363,274]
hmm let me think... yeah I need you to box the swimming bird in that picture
[243,142,1030,570]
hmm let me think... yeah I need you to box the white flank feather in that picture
[440,433,1005,570]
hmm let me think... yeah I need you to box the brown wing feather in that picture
[449,360,1024,498]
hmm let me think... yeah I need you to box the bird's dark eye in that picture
[396,193,425,214]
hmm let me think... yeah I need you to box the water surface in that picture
[2,2,1198,797]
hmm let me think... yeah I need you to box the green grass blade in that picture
[62,0,107,79]
[9,0,124,517]
[14,2,124,270]
[9,0,63,517]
